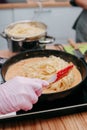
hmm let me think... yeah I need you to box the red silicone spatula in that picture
[48,64,74,84]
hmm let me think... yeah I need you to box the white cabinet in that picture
[13,8,35,21]
[0,9,13,49]
[0,6,82,50]
[33,7,82,43]
[0,9,13,25]
[13,7,82,44]
[0,25,8,50]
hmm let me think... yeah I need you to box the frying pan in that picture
[1,49,87,101]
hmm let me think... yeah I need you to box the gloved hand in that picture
[0,76,49,114]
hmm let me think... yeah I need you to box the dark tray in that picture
[0,81,87,122]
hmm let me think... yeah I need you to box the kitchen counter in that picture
[0,0,70,9]
[0,112,87,129]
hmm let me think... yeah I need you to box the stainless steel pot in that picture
[0,20,50,52]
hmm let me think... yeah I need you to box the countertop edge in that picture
[0,2,71,9]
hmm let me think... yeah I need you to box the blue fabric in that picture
[75,10,87,42]
[70,0,87,42]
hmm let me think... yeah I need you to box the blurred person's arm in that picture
[75,0,87,9]
[70,0,87,9]
[0,0,7,3]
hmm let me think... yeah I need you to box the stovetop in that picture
[0,46,87,121]
[17,83,87,115]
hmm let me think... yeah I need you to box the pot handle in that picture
[11,37,26,42]
[38,36,55,49]
[0,32,7,39]
[39,36,55,44]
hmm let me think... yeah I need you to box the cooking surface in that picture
[0,44,87,129]
[0,43,87,121]
[0,66,87,120]
[17,84,87,117]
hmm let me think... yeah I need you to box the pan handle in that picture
[68,39,87,64]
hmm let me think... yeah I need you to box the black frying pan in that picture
[1,49,87,101]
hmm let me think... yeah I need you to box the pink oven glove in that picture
[0,76,49,114]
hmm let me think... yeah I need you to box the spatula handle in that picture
[68,39,79,50]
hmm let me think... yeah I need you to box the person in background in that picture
[0,76,49,114]
[70,0,87,42]
[0,0,7,3]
